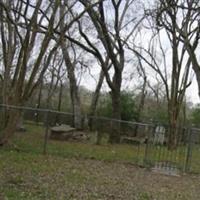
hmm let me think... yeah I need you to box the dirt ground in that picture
[0,152,200,200]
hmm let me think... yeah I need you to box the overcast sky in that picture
[186,79,199,104]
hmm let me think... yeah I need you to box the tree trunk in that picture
[167,28,181,150]
[36,81,43,123]
[88,70,104,130]
[59,4,82,130]
[2,69,10,129]
[61,45,82,129]
[72,97,82,130]
[185,45,200,98]
[168,104,179,150]
[109,89,121,143]
[57,83,63,112]
[0,109,21,146]
[134,77,147,136]
[168,121,179,150]
[55,82,63,124]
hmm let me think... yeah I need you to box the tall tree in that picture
[128,23,193,149]
[0,0,60,146]
[65,0,141,143]
[88,57,111,130]
[157,1,200,100]
[59,3,83,129]
[153,0,197,148]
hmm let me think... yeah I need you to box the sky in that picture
[187,78,199,104]
[65,0,200,105]
[5,0,199,105]
[80,63,200,105]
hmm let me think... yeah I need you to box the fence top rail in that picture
[0,104,155,127]
[0,104,74,115]
[1,104,199,130]
[191,127,200,132]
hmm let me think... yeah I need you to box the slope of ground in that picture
[0,124,200,199]
[0,150,200,200]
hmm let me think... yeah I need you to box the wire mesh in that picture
[0,104,200,174]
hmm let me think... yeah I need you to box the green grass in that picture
[0,123,200,199]
[11,124,200,173]
[13,124,146,164]
[0,149,200,199]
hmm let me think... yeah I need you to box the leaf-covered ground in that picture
[0,124,200,199]
[0,150,200,200]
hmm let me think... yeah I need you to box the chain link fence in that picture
[0,104,200,174]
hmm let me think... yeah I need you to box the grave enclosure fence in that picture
[0,104,200,174]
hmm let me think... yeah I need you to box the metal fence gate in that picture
[143,125,200,174]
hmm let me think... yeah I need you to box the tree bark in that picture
[167,100,180,150]
[57,82,63,112]
[76,1,125,142]
[134,76,147,136]
[109,92,121,143]
[0,109,21,146]
[109,71,122,143]
[59,4,82,130]
[61,45,82,129]
[36,81,43,123]
[55,82,63,124]
[88,70,104,130]
[168,118,179,150]
[0,0,59,145]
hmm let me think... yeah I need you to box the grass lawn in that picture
[12,124,146,164]
[0,124,200,199]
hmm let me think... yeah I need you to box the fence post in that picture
[43,110,50,154]
[184,128,193,173]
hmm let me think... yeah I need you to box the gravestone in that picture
[50,124,88,141]
[16,114,26,132]
[153,125,166,145]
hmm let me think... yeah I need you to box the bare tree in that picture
[0,0,110,145]
[134,56,147,136]
[128,25,193,148]
[153,0,198,148]
[88,69,105,130]
[63,0,142,143]
[59,3,83,129]
[0,0,62,146]
[45,51,65,109]
[156,1,200,100]
[88,57,112,130]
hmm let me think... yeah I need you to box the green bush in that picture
[97,91,137,121]
[191,104,200,126]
